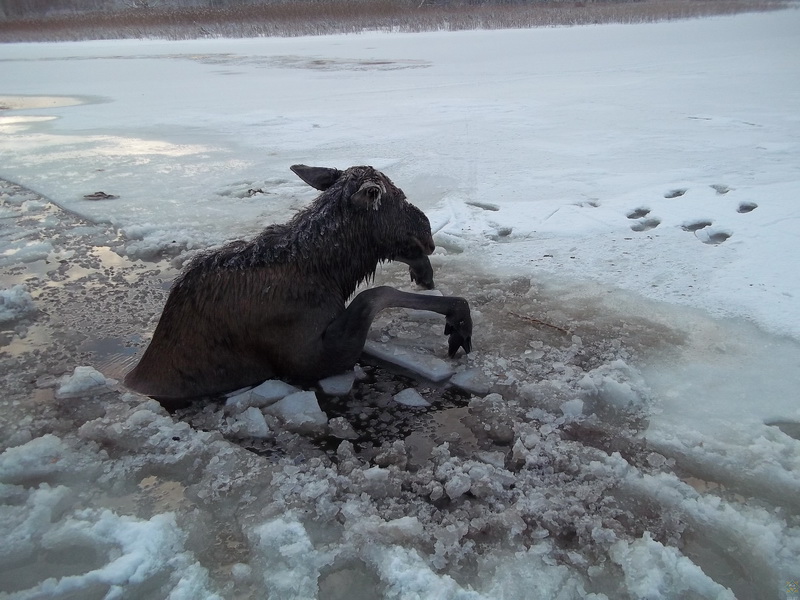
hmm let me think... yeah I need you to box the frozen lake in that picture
[1,8,799,599]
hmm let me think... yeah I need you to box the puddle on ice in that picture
[2,178,799,599]
[0,95,89,110]
[0,95,105,134]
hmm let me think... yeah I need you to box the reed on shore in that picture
[0,0,792,43]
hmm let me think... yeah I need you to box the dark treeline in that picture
[0,0,791,41]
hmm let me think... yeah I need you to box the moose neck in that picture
[255,203,385,301]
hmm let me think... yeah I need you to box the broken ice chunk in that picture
[318,371,356,396]
[377,516,424,542]
[394,388,430,407]
[227,379,298,412]
[0,284,36,323]
[364,341,456,382]
[578,360,650,417]
[476,451,507,469]
[264,391,327,434]
[56,366,117,399]
[251,379,299,405]
[444,472,471,499]
[236,407,270,438]
[450,368,491,396]
[328,417,358,440]
[560,399,585,418]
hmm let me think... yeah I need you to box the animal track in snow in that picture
[697,228,733,245]
[627,207,650,219]
[465,201,500,212]
[710,184,731,195]
[681,220,733,244]
[624,185,754,243]
[681,220,713,232]
[680,220,732,244]
[664,188,687,199]
[575,199,600,208]
[630,218,660,232]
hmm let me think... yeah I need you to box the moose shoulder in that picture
[124,165,472,408]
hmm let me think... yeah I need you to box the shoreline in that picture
[0,0,792,43]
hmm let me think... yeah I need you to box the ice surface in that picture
[609,533,736,600]
[364,340,456,382]
[263,391,328,434]
[578,360,651,417]
[1,9,800,600]
[318,371,356,396]
[2,12,795,339]
[234,407,271,439]
[225,379,298,412]
[393,388,430,407]
[449,368,491,396]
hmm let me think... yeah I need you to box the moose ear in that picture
[350,181,385,211]
[290,165,343,191]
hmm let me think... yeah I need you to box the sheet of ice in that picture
[0,10,797,338]
[393,387,430,408]
[1,9,800,600]
[364,340,457,382]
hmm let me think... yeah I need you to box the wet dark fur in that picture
[124,165,471,407]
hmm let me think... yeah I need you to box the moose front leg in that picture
[322,286,472,372]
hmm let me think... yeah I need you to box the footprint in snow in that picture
[681,220,732,244]
[711,184,731,195]
[625,185,753,242]
[626,207,660,231]
[681,220,713,232]
[697,228,733,245]
[664,188,688,199]
[627,207,650,220]
[465,201,500,212]
[630,218,660,232]
[575,199,600,208]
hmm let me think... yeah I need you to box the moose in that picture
[124,165,472,408]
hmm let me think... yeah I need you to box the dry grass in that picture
[0,0,792,42]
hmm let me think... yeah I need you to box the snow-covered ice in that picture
[1,8,800,599]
